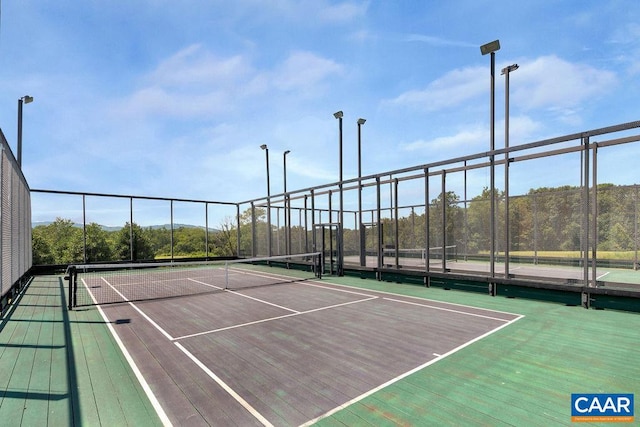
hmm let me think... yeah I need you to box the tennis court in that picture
[73,258,522,426]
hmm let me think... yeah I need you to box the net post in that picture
[73,267,78,307]
[224,260,229,290]
[315,252,322,279]
[64,266,76,310]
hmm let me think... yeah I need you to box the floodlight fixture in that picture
[333,111,343,119]
[260,144,267,150]
[480,40,500,55]
[501,64,519,75]
[357,118,366,125]
[284,149,290,155]
[17,95,35,168]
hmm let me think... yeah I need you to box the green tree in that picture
[85,222,113,262]
[428,191,462,250]
[146,227,171,257]
[45,218,84,263]
[32,225,55,264]
[114,222,154,261]
[174,227,207,256]
[211,216,238,257]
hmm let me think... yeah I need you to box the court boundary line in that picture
[94,274,380,426]
[80,278,172,427]
[299,312,524,427]
[383,297,513,322]
[100,277,175,341]
[314,278,523,318]
[174,342,274,427]
[88,272,524,427]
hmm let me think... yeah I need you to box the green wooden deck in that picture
[1,274,638,426]
[0,276,161,426]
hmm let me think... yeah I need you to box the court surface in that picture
[347,255,640,288]
[81,266,522,426]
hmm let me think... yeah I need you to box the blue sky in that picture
[2,1,640,226]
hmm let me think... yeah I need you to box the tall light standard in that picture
[17,95,34,168]
[501,64,518,279]
[283,149,291,255]
[333,110,344,276]
[480,39,500,285]
[260,144,272,256]
[357,118,366,267]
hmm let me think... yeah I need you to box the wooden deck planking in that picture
[313,278,640,426]
[0,277,162,427]
[2,270,639,426]
[103,302,265,426]
[1,280,43,424]
[168,287,517,426]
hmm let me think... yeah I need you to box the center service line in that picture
[173,296,378,341]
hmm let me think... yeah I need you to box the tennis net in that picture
[67,252,322,308]
[382,245,457,264]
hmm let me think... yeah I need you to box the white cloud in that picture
[273,51,343,93]
[400,115,542,154]
[401,126,486,152]
[316,1,369,23]
[384,66,485,111]
[385,55,617,124]
[507,115,543,143]
[404,34,475,48]
[111,47,343,119]
[232,0,368,25]
[148,44,252,88]
[514,55,617,111]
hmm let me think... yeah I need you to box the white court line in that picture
[189,275,301,313]
[383,297,513,322]
[173,296,378,340]
[174,342,273,427]
[597,271,611,280]
[297,280,378,298]
[100,277,176,341]
[300,313,525,427]
[226,266,319,286]
[81,278,173,426]
[186,277,224,290]
[225,289,301,313]
[315,279,523,318]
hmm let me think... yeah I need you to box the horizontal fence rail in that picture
[29,119,640,311]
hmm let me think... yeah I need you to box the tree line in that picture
[33,183,639,265]
[32,219,237,265]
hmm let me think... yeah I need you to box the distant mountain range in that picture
[32,221,220,232]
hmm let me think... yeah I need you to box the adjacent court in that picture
[72,260,523,426]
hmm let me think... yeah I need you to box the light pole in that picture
[283,149,291,255]
[260,144,272,257]
[333,111,344,275]
[357,118,366,267]
[17,95,34,168]
[480,39,500,285]
[283,150,291,193]
[501,64,518,279]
